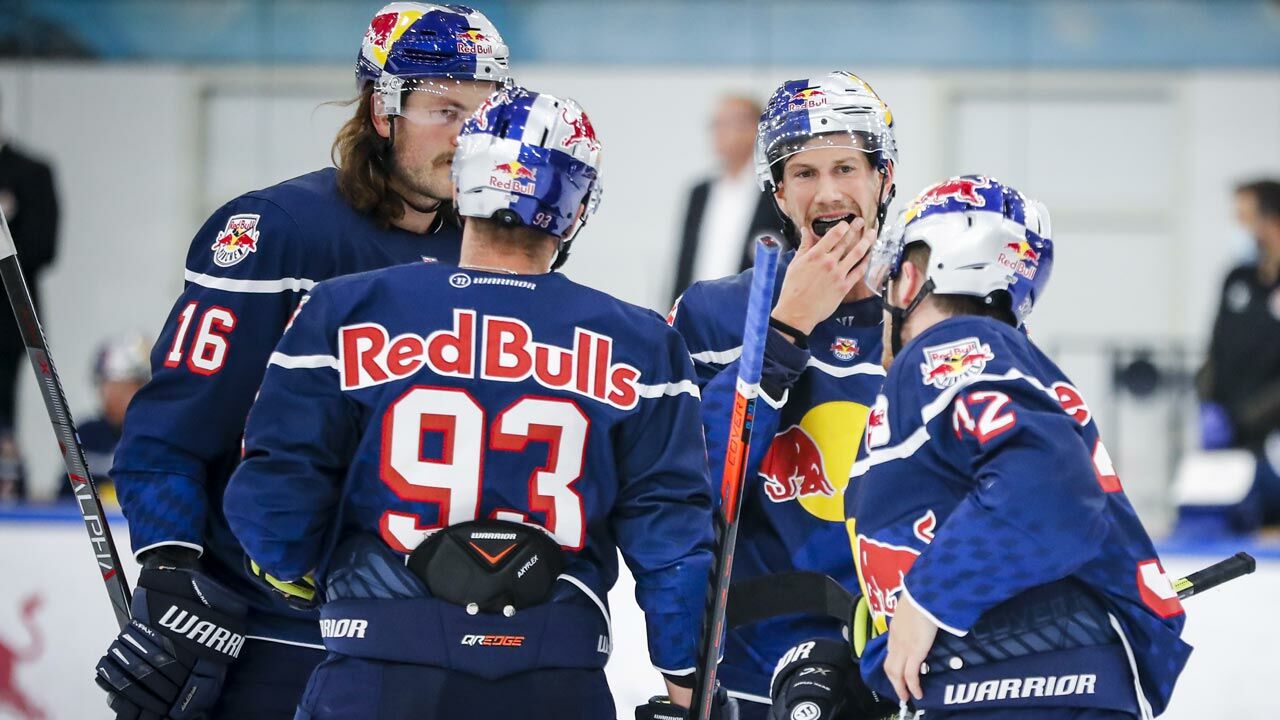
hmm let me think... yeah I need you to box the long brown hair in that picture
[331,89,406,229]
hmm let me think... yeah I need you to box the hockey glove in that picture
[95,561,248,720]
[769,638,896,720]
[636,688,738,720]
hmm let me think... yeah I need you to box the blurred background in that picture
[0,0,1277,718]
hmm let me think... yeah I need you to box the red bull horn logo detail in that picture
[997,239,1040,280]
[365,12,399,52]
[561,107,600,152]
[919,337,995,389]
[788,87,827,110]
[211,213,261,268]
[457,29,494,55]
[830,337,859,361]
[489,161,538,195]
[0,594,45,720]
[903,176,993,223]
[759,401,870,521]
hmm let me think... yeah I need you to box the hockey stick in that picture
[0,207,131,629]
[1174,552,1255,601]
[691,235,782,720]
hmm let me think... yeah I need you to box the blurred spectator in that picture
[1196,178,1280,530]
[56,334,151,505]
[669,94,779,304]
[0,91,59,501]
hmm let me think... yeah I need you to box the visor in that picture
[865,220,906,297]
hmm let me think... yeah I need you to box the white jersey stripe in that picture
[635,379,701,400]
[269,352,339,370]
[185,269,317,294]
[690,345,886,379]
[691,346,742,364]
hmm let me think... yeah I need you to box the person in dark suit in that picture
[670,94,780,304]
[0,95,59,501]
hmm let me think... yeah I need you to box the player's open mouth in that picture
[811,213,856,237]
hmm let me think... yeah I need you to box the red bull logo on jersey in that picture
[855,534,921,630]
[865,395,890,450]
[789,87,827,110]
[489,161,538,195]
[759,401,870,521]
[561,106,600,152]
[830,337,859,361]
[919,337,995,389]
[903,176,993,223]
[457,29,494,55]
[211,213,260,268]
[997,240,1040,280]
[338,310,643,410]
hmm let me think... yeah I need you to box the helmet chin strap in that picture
[884,278,934,356]
[874,167,895,231]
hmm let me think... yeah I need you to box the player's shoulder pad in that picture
[185,169,342,282]
[670,251,793,354]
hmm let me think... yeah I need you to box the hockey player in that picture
[669,71,896,716]
[846,176,1191,719]
[222,86,718,720]
[93,5,510,719]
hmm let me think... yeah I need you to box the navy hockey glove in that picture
[95,554,248,720]
[769,639,896,720]
[636,688,738,720]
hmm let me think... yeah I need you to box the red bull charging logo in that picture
[364,12,400,52]
[211,213,261,268]
[903,176,993,223]
[489,160,538,195]
[855,533,920,630]
[759,401,870,521]
[0,594,45,720]
[919,337,996,389]
[788,87,827,110]
[997,239,1040,280]
[457,29,494,55]
[561,107,600,152]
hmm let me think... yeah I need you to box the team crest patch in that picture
[211,213,261,268]
[830,337,859,361]
[920,337,994,388]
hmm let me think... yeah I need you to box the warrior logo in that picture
[920,337,995,389]
[0,595,45,720]
[211,213,261,268]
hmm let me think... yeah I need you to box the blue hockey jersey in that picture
[223,262,715,675]
[846,316,1190,716]
[112,168,461,644]
[670,252,886,703]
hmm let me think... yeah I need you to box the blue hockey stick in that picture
[691,235,782,720]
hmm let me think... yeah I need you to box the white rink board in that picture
[1,516,1277,719]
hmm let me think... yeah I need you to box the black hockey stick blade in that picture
[0,206,131,628]
[1174,552,1255,601]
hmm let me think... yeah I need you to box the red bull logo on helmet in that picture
[457,29,494,55]
[489,161,538,195]
[903,176,993,224]
[788,87,827,110]
[561,107,600,152]
[919,337,995,389]
[211,213,261,268]
[365,12,400,52]
[997,239,1040,280]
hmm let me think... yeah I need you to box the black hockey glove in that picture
[769,639,897,720]
[95,550,248,720]
[636,687,738,720]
